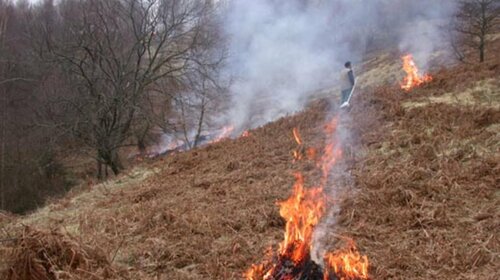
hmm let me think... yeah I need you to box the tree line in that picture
[0,0,225,213]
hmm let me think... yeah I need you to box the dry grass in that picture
[1,43,499,279]
[403,78,500,109]
[357,52,403,89]
[1,100,334,279]
[18,166,158,232]
[339,53,499,279]
[1,227,120,280]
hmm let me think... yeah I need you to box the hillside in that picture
[1,52,499,280]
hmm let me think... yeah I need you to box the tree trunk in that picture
[479,41,484,62]
[96,158,103,179]
[0,12,8,210]
[0,87,5,210]
[97,147,123,178]
[109,150,123,175]
[179,97,193,149]
[109,162,120,175]
[137,137,147,155]
[137,122,150,155]
[193,100,206,148]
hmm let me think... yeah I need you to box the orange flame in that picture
[324,240,370,280]
[211,125,235,143]
[245,175,327,279]
[306,147,317,161]
[245,264,265,280]
[292,127,303,161]
[319,118,343,186]
[241,130,251,137]
[293,151,302,162]
[400,54,432,91]
[245,116,369,279]
[292,127,302,145]
[279,173,325,263]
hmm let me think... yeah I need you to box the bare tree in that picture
[38,0,221,177]
[149,55,227,150]
[0,0,71,213]
[454,0,500,62]
[0,5,7,209]
[0,0,225,212]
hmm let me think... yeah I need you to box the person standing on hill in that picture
[339,61,355,107]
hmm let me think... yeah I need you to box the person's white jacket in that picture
[339,68,355,91]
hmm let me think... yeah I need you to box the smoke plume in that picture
[219,0,457,132]
[397,0,457,71]
[218,0,458,264]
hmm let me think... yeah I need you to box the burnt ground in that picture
[1,53,499,280]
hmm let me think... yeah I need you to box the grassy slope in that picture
[1,47,499,279]
[342,58,499,279]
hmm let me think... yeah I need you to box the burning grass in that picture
[1,100,336,279]
[400,54,433,91]
[342,59,499,278]
[245,117,370,280]
[1,51,499,279]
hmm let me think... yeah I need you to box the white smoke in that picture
[217,0,458,264]
[312,0,456,264]
[311,112,355,264]
[219,0,457,132]
[397,0,457,71]
[220,0,349,132]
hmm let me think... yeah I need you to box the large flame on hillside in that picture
[400,54,432,91]
[279,173,325,263]
[245,119,370,280]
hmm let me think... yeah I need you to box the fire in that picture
[279,173,325,263]
[292,128,302,145]
[245,117,370,280]
[210,125,235,143]
[400,54,432,91]
[324,240,370,280]
[211,126,251,143]
[292,128,303,161]
[245,264,265,280]
[320,117,341,183]
[306,148,317,161]
[245,174,327,279]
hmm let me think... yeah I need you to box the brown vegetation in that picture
[1,50,499,279]
[2,227,121,280]
[0,0,224,213]
[341,57,499,279]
